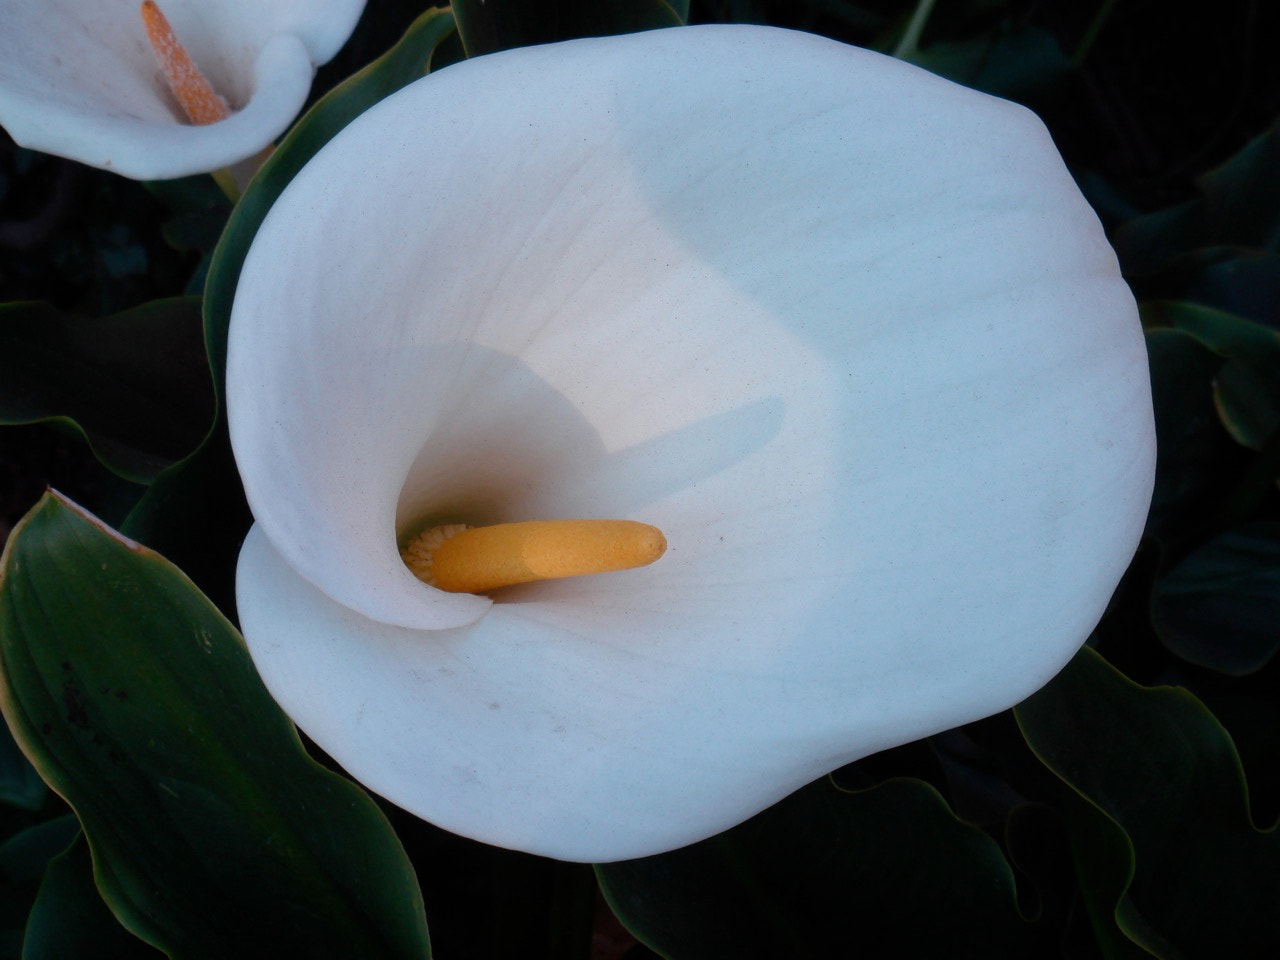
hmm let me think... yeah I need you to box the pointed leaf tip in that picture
[0,494,432,960]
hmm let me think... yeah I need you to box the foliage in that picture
[0,495,431,960]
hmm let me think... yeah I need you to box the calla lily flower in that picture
[0,0,365,179]
[227,25,1156,862]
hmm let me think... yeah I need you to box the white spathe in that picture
[227,25,1156,862]
[0,0,366,178]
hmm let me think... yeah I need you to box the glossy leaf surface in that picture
[0,494,431,960]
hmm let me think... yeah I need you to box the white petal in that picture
[229,25,1155,860]
[0,0,365,178]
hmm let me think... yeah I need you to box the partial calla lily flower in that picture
[227,25,1156,862]
[0,0,365,179]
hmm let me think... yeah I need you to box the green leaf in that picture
[145,176,233,257]
[1215,358,1280,450]
[0,493,431,960]
[144,174,232,222]
[1116,119,1280,276]
[0,816,78,885]
[1182,250,1280,326]
[0,300,213,484]
[1196,119,1280,251]
[1003,801,1150,957]
[160,212,229,256]
[1053,788,1157,960]
[1142,328,1244,542]
[597,776,1037,958]
[23,833,163,960]
[0,722,44,811]
[1152,522,1280,674]
[453,0,684,58]
[1126,248,1280,328]
[122,7,459,606]
[1016,647,1280,957]
[906,26,1072,103]
[118,421,248,615]
[1145,300,1280,361]
[0,817,81,960]
[1143,301,1280,450]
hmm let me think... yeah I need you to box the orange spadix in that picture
[402,520,667,594]
[141,1,230,125]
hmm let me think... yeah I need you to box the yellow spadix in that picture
[141,1,230,125]
[402,520,667,594]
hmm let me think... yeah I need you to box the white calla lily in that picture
[0,0,365,179]
[227,25,1155,862]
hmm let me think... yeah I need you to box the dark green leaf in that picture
[1215,358,1280,450]
[1183,250,1280,325]
[0,300,213,484]
[1143,328,1244,542]
[23,834,163,960]
[0,816,77,885]
[160,212,229,256]
[1116,119,1280,276]
[122,7,459,607]
[1016,647,1280,958]
[1196,119,1280,251]
[1052,787,1156,960]
[0,494,431,960]
[1199,693,1280,839]
[1002,804,1064,926]
[453,0,683,58]
[1153,522,1280,674]
[1127,249,1280,327]
[0,723,43,811]
[1145,300,1280,361]
[145,176,233,257]
[143,175,231,221]
[1125,248,1280,326]
[907,26,1072,103]
[1004,801,1147,957]
[118,421,248,615]
[1116,200,1203,280]
[0,817,80,960]
[1143,301,1280,450]
[598,776,1036,959]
